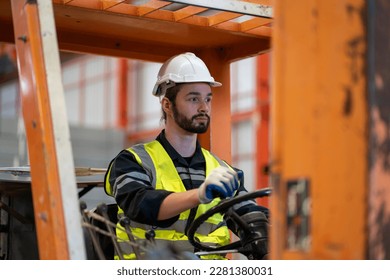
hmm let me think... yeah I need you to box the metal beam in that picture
[11,0,86,259]
[117,59,128,129]
[198,49,232,162]
[270,0,367,259]
[168,0,273,18]
[256,53,270,206]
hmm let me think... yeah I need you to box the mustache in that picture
[192,113,210,120]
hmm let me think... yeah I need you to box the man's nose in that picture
[198,100,210,113]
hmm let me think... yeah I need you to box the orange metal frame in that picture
[270,0,367,259]
[10,0,69,259]
[117,58,128,129]
[256,53,270,207]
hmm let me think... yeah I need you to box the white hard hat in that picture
[152,52,222,97]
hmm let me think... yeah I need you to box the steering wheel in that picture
[186,188,272,253]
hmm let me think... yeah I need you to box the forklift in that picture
[0,0,389,260]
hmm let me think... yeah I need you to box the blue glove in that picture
[198,167,241,204]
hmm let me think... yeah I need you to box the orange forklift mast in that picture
[0,0,389,260]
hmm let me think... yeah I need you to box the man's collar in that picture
[156,129,204,164]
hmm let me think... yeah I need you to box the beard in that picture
[172,104,210,133]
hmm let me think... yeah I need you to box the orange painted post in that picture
[256,53,270,207]
[199,50,232,162]
[11,0,84,259]
[271,0,367,259]
[117,58,128,129]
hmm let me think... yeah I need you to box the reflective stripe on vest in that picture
[106,140,233,259]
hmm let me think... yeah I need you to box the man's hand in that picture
[198,166,240,204]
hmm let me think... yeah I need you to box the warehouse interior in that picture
[0,0,389,260]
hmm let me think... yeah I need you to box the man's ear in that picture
[161,97,172,115]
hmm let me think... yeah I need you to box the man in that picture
[104,52,268,260]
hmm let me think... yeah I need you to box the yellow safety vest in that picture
[105,140,232,259]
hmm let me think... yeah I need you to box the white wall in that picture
[231,57,258,190]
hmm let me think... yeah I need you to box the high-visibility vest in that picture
[105,140,232,259]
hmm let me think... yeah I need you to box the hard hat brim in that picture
[152,80,222,97]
